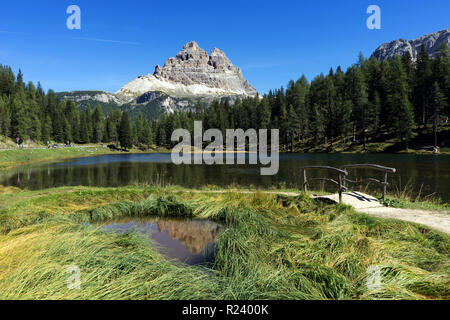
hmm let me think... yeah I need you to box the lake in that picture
[1,153,449,202]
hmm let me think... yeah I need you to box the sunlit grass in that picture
[0,148,111,171]
[0,186,448,300]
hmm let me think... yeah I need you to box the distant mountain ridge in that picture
[373,28,450,61]
[58,42,259,121]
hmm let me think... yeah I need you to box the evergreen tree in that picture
[429,82,447,148]
[135,112,145,144]
[435,43,450,121]
[0,96,10,136]
[258,98,271,129]
[141,119,153,147]
[324,69,338,147]
[79,113,89,144]
[91,105,105,143]
[119,112,132,150]
[287,105,300,152]
[387,56,415,150]
[41,115,52,144]
[415,44,433,125]
[348,66,369,150]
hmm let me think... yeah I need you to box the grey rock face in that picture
[153,41,258,96]
[136,91,162,104]
[58,41,259,121]
[373,28,450,61]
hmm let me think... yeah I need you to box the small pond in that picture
[101,217,223,266]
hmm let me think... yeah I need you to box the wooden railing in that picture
[301,164,396,203]
[340,164,396,200]
[301,166,348,203]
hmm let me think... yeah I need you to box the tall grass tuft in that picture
[0,186,448,300]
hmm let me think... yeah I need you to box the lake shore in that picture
[0,185,448,300]
[1,144,449,172]
[0,145,171,171]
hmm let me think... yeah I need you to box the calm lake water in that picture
[1,153,449,202]
[101,217,222,266]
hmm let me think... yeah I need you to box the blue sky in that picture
[0,0,449,94]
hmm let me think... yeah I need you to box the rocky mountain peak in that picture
[151,41,258,97]
[373,28,450,61]
[183,40,200,50]
[208,47,234,71]
[174,41,209,63]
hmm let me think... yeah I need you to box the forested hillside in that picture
[1,44,449,152]
[151,44,450,151]
[0,67,149,149]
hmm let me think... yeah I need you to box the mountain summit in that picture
[373,28,450,61]
[116,41,258,100]
[58,42,259,120]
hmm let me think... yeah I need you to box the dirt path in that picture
[312,191,450,234]
[358,207,450,234]
[193,190,450,234]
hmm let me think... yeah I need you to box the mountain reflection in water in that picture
[101,218,223,266]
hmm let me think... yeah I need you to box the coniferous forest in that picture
[1,44,449,151]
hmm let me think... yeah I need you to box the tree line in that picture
[153,44,449,151]
[0,67,152,149]
[1,43,449,151]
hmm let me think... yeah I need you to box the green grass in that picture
[380,178,450,212]
[0,185,448,300]
[0,148,111,170]
[0,146,171,171]
[379,197,450,212]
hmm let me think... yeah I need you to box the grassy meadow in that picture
[0,147,112,171]
[0,145,173,171]
[0,185,448,300]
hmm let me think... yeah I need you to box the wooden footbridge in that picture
[195,164,450,233]
[301,164,396,208]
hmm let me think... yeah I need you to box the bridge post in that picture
[303,169,307,192]
[338,173,343,203]
[382,172,388,200]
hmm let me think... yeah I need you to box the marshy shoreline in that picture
[0,185,448,300]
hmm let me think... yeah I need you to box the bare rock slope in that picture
[116,41,258,100]
[373,28,450,61]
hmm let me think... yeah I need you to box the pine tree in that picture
[63,118,72,143]
[119,112,132,150]
[324,69,338,147]
[0,65,15,97]
[435,43,450,121]
[309,103,325,146]
[79,113,89,144]
[333,67,352,143]
[91,105,104,143]
[415,44,433,125]
[258,98,271,129]
[293,75,309,141]
[287,105,300,152]
[429,82,447,148]
[279,102,288,149]
[348,66,369,150]
[141,119,153,147]
[387,56,416,150]
[10,92,30,141]
[41,115,52,144]
[16,69,25,91]
[135,112,145,144]
[0,96,10,136]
